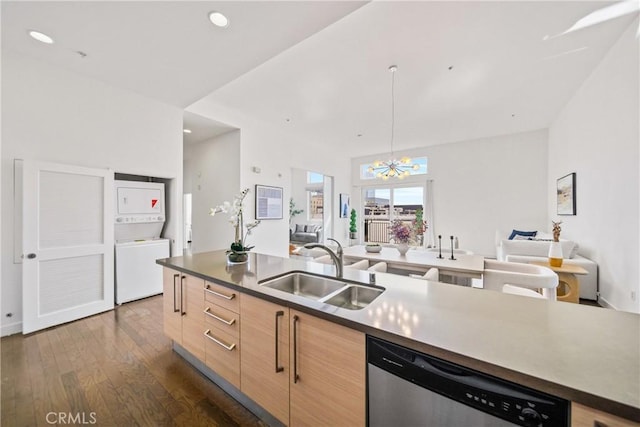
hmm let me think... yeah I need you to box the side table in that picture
[530,261,588,303]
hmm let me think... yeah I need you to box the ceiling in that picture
[3,1,638,154]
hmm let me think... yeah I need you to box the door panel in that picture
[22,160,113,334]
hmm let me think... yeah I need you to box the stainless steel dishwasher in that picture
[367,337,569,427]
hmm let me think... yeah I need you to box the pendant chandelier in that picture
[367,65,420,180]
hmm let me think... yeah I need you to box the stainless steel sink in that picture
[322,285,384,310]
[260,272,346,300]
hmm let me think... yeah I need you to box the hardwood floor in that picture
[1,296,268,427]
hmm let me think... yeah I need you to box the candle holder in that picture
[449,235,457,260]
[437,235,444,259]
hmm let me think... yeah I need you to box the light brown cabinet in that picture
[572,403,640,427]
[240,294,290,424]
[204,280,241,388]
[289,309,366,426]
[240,297,366,427]
[162,268,204,360]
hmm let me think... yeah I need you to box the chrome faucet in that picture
[304,238,344,278]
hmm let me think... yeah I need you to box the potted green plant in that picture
[289,198,304,224]
[349,208,357,239]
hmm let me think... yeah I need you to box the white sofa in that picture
[496,232,598,300]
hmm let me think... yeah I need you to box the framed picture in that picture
[255,185,283,220]
[339,193,350,218]
[557,173,576,215]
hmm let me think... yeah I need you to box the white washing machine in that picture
[115,238,169,304]
[114,180,169,304]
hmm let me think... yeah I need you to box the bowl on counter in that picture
[365,245,382,253]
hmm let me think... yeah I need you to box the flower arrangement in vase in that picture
[210,188,260,263]
[389,219,415,255]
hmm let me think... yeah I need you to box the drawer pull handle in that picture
[204,329,236,351]
[205,285,236,300]
[204,307,236,326]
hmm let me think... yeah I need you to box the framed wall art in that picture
[255,184,283,220]
[339,193,350,218]
[557,173,576,215]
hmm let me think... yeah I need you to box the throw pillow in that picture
[508,229,537,240]
[295,224,306,233]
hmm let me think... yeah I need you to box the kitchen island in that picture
[158,250,640,426]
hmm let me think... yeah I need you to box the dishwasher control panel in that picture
[367,336,569,427]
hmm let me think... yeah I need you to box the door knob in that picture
[26,253,36,259]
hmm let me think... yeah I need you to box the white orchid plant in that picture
[210,188,260,259]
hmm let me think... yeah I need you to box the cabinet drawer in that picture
[205,281,240,313]
[204,327,240,388]
[204,304,240,338]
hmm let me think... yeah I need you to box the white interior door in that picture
[22,160,114,334]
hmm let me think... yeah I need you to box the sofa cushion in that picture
[501,239,578,259]
[508,229,537,240]
[295,224,306,233]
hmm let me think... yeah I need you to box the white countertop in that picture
[158,250,640,422]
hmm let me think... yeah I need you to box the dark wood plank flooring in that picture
[1,295,268,427]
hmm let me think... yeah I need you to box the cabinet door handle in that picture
[275,310,284,373]
[180,275,186,316]
[293,314,300,383]
[173,274,180,313]
[204,307,236,326]
[204,329,236,351]
[205,285,236,300]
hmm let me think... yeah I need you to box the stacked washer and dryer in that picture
[114,180,170,304]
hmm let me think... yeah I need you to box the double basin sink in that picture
[259,271,384,310]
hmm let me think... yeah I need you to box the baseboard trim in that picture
[1,321,23,337]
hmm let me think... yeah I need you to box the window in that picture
[307,171,324,184]
[360,157,428,180]
[307,189,323,220]
[363,186,424,243]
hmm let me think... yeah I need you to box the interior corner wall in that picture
[548,18,639,313]
[183,130,240,253]
[1,51,183,335]
[351,129,549,257]
[187,100,352,257]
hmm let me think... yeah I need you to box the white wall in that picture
[290,168,310,230]
[187,99,352,257]
[548,19,639,313]
[183,130,241,253]
[352,129,549,256]
[1,51,183,335]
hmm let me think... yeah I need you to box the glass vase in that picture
[548,241,563,267]
[396,243,409,256]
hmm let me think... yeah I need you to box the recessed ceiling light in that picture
[209,11,229,28]
[28,30,54,44]
[183,129,192,134]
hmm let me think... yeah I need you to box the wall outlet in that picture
[631,291,637,301]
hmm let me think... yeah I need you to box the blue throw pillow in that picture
[508,229,537,240]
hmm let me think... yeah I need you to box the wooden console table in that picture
[530,262,588,303]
